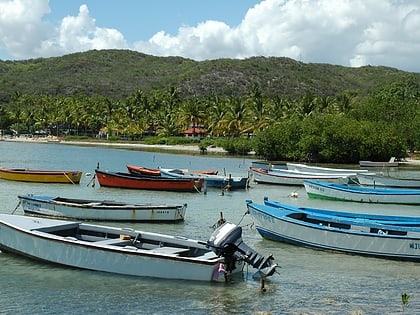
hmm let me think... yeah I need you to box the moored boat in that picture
[95,169,203,192]
[286,163,372,175]
[0,167,82,184]
[126,165,161,176]
[18,194,187,222]
[0,214,277,281]
[303,179,420,205]
[359,157,399,168]
[246,199,420,261]
[126,165,219,177]
[262,196,420,227]
[356,173,420,189]
[248,166,351,186]
[160,168,249,190]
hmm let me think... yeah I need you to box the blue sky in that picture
[46,1,257,42]
[1,0,420,72]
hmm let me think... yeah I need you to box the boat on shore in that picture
[95,169,203,192]
[248,166,351,186]
[18,194,187,222]
[246,199,420,261]
[0,167,82,184]
[303,179,420,205]
[356,173,420,189]
[0,214,277,281]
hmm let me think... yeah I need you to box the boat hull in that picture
[359,161,399,167]
[246,200,420,261]
[18,194,187,222]
[304,180,420,205]
[95,169,202,192]
[0,168,82,184]
[286,163,370,175]
[0,214,242,281]
[160,168,248,189]
[356,173,420,189]
[249,167,350,186]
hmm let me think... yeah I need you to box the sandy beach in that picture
[1,136,229,154]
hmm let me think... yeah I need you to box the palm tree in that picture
[224,96,250,137]
[247,83,270,133]
[178,98,206,136]
[206,95,227,137]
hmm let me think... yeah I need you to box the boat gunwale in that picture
[246,200,420,236]
[18,194,187,210]
[304,179,420,196]
[0,219,221,265]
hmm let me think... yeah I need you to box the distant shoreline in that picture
[2,136,420,165]
[1,136,229,155]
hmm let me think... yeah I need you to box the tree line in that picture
[0,77,419,163]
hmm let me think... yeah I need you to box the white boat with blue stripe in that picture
[246,198,420,261]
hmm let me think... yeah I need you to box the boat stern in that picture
[207,222,277,280]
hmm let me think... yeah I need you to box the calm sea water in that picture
[1,141,419,315]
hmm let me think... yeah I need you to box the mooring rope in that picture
[63,172,76,185]
[11,200,21,214]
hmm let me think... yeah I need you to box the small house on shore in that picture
[181,127,206,138]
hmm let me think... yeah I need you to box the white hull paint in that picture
[356,173,420,189]
[286,163,371,175]
[18,194,186,222]
[0,214,238,281]
[249,167,350,186]
[304,180,420,205]
[0,215,277,282]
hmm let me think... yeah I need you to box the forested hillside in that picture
[1,49,418,102]
[1,49,419,163]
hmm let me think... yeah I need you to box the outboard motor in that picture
[207,222,277,279]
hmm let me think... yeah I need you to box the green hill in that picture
[0,49,419,102]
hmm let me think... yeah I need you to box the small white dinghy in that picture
[0,214,277,282]
[18,194,187,223]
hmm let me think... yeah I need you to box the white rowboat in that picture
[18,194,187,222]
[0,214,277,282]
[356,173,420,189]
[304,180,420,205]
[246,199,420,261]
[249,167,351,186]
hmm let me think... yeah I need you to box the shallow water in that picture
[0,141,419,314]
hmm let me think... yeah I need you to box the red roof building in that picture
[181,127,206,138]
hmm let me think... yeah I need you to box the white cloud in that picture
[0,1,127,59]
[0,0,52,58]
[0,0,419,72]
[135,0,420,72]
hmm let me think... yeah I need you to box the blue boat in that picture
[159,168,249,190]
[263,197,420,227]
[246,198,420,261]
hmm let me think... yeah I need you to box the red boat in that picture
[126,165,161,176]
[95,169,203,192]
[126,164,218,176]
